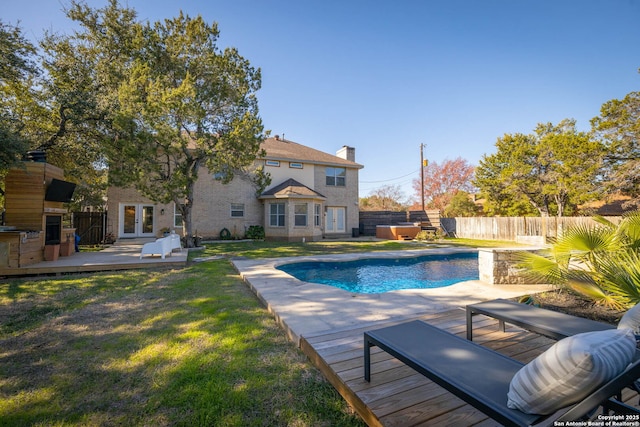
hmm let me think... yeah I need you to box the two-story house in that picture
[106,136,363,242]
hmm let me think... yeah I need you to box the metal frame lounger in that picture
[466,298,615,341]
[364,320,640,427]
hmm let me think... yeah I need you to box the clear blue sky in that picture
[4,0,640,201]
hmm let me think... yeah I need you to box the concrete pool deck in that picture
[231,247,552,345]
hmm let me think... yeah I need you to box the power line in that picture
[360,177,415,190]
[360,178,417,196]
[360,168,420,184]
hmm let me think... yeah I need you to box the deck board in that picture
[299,309,638,427]
[0,241,187,277]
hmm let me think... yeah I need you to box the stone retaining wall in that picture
[478,248,547,285]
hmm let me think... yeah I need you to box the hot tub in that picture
[376,224,421,240]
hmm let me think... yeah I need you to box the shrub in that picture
[414,230,440,241]
[246,225,265,240]
[517,211,640,309]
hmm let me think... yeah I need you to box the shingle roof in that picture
[594,199,637,216]
[259,178,326,199]
[260,137,363,168]
[581,195,638,216]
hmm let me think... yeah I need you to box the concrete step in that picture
[114,237,155,246]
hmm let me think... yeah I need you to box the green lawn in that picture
[0,237,512,426]
[0,262,367,426]
[198,236,518,259]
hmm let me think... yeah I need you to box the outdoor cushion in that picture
[507,328,636,415]
[618,303,640,335]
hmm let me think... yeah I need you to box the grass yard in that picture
[0,237,514,426]
[0,260,365,426]
[198,236,518,260]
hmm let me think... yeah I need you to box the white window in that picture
[266,160,280,167]
[289,162,303,169]
[314,204,321,227]
[326,167,346,186]
[231,203,244,217]
[174,204,184,228]
[269,203,285,227]
[294,204,307,226]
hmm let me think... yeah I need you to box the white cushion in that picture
[507,328,636,415]
[618,303,640,335]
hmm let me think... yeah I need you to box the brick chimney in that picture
[336,146,355,162]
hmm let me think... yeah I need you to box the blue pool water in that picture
[277,252,479,294]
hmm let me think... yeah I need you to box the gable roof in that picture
[261,137,363,169]
[259,178,326,200]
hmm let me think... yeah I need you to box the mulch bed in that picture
[518,289,626,325]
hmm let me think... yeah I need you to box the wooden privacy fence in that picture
[359,211,624,241]
[358,211,408,236]
[359,210,442,236]
[72,212,107,245]
[442,216,622,241]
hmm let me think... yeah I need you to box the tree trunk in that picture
[184,234,197,248]
[527,197,550,217]
[555,192,569,217]
[181,179,198,248]
[182,209,195,248]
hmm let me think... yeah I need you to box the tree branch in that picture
[36,104,68,151]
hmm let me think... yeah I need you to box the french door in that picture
[325,207,345,233]
[119,203,156,238]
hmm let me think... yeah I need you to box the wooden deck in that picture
[300,308,639,427]
[0,240,188,277]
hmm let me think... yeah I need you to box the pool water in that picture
[277,252,479,294]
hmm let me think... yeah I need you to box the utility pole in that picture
[420,143,426,212]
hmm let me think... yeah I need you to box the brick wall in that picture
[107,162,361,240]
[314,166,360,236]
[192,170,263,239]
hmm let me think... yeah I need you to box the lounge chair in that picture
[140,237,172,259]
[168,233,182,252]
[364,320,640,426]
[466,298,615,341]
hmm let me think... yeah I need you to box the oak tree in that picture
[442,191,480,217]
[0,18,108,208]
[474,119,603,217]
[46,0,267,245]
[591,90,640,208]
[0,21,38,174]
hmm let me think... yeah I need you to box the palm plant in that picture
[518,211,640,309]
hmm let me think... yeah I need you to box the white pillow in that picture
[507,328,636,415]
[618,303,640,335]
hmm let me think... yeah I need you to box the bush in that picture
[414,230,440,241]
[246,225,265,240]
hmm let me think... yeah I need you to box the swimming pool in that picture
[276,251,479,294]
